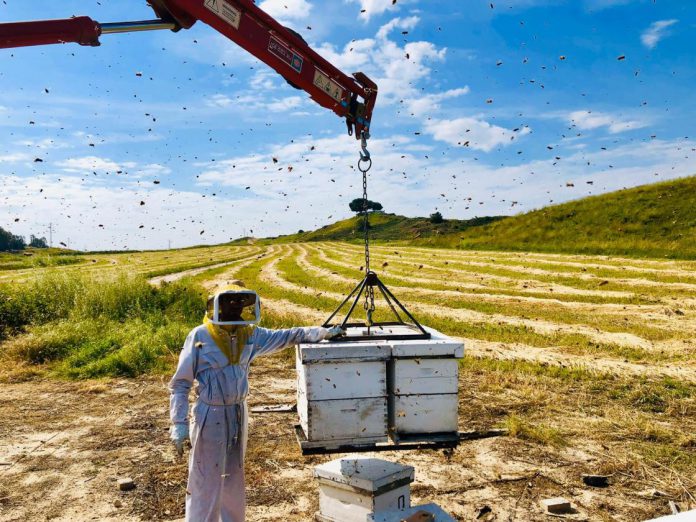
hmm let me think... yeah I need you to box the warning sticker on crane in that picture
[313,70,344,103]
[268,36,304,73]
[205,0,241,29]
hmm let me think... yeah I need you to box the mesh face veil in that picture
[206,289,261,326]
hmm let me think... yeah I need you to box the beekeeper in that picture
[169,282,344,522]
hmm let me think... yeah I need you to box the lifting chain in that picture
[358,131,375,325]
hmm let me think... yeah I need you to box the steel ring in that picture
[358,157,372,172]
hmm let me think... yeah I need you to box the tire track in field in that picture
[388,244,696,274]
[2,246,259,284]
[252,262,696,382]
[297,246,669,313]
[312,245,638,300]
[379,245,696,280]
[149,249,263,285]
[355,245,696,291]
[267,246,661,352]
[308,245,696,331]
[198,246,282,292]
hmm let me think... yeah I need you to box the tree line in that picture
[0,226,49,251]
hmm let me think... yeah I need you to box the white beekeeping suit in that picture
[169,285,343,522]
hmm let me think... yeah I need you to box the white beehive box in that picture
[388,328,463,440]
[297,341,391,448]
[314,456,414,522]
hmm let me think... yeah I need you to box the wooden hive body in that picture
[297,341,390,449]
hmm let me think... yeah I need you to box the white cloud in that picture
[423,117,530,152]
[315,17,504,148]
[258,0,312,20]
[376,16,419,39]
[3,132,694,250]
[568,110,649,134]
[641,19,678,49]
[405,87,470,117]
[206,94,235,108]
[315,38,376,71]
[349,0,402,21]
[54,156,171,179]
[57,156,130,174]
[266,96,305,112]
[0,152,34,164]
[14,138,70,150]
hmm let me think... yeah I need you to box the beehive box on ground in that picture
[296,341,390,449]
[314,456,414,522]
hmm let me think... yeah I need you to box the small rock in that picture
[117,478,136,491]
[113,500,122,508]
[582,474,609,487]
[541,497,572,515]
[476,505,493,519]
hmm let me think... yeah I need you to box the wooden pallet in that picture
[295,425,460,455]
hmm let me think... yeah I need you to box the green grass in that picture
[0,272,206,379]
[425,176,696,259]
[504,414,568,447]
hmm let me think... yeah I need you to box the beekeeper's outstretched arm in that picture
[250,325,344,361]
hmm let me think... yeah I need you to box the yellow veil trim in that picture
[203,284,255,365]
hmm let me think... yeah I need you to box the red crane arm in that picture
[0,1,377,139]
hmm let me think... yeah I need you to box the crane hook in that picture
[359,131,371,162]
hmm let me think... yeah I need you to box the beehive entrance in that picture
[322,271,431,342]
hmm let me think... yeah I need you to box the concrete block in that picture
[117,478,136,491]
[541,497,572,515]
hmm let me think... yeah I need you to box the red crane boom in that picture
[0,0,378,139]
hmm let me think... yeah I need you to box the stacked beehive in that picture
[296,326,464,450]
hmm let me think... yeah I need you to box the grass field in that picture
[1,242,695,520]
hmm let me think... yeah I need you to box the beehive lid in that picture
[299,340,391,363]
[314,456,414,492]
[389,327,464,358]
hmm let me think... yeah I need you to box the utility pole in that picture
[168,239,171,250]
[48,222,53,247]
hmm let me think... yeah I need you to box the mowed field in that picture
[1,242,695,521]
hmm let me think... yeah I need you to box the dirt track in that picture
[1,352,689,522]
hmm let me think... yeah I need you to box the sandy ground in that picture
[0,354,688,522]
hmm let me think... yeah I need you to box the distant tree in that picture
[29,235,49,248]
[429,211,444,224]
[349,198,384,213]
[0,226,26,251]
[298,230,305,234]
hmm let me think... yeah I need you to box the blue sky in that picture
[1,0,694,250]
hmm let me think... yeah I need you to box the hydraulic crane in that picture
[0,0,377,140]
[0,1,428,339]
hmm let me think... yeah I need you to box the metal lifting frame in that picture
[0,0,378,139]
[322,271,431,342]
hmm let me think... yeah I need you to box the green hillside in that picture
[441,176,696,259]
[267,213,503,243]
[260,176,696,259]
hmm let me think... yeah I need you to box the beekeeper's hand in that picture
[324,326,346,340]
[170,423,189,457]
